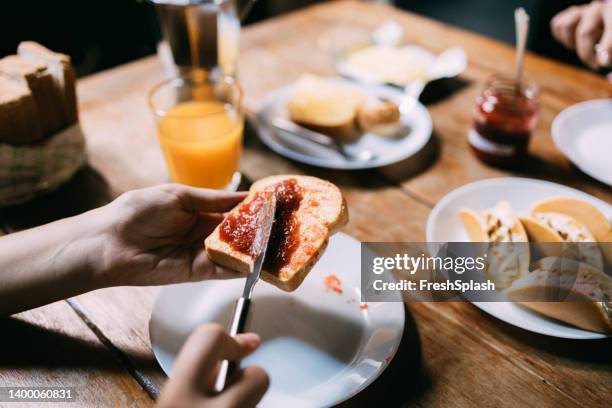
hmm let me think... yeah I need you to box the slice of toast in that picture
[18,41,78,126]
[0,76,43,145]
[287,74,363,140]
[0,55,65,136]
[205,175,348,291]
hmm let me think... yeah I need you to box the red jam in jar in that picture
[219,178,303,273]
[469,75,540,167]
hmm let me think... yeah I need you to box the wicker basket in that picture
[0,124,86,206]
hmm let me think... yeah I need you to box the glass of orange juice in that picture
[148,72,243,190]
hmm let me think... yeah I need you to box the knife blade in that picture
[214,191,276,393]
[244,191,276,298]
[267,116,376,162]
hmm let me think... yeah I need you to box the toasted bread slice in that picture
[0,76,43,145]
[287,74,363,140]
[205,175,348,291]
[0,55,65,136]
[18,41,78,125]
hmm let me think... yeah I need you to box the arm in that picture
[0,184,246,316]
[0,210,104,315]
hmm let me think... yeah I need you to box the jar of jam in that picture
[469,75,540,167]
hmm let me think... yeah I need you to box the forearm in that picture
[0,209,106,316]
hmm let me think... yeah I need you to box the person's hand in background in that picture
[157,324,269,408]
[0,184,245,315]
[551,1,612,69]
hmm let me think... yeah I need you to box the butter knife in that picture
[214,191,276,393]
[268,116,376,162]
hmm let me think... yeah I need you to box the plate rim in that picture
[149,232,406,406]
[335,44,437,88]
[551,98,612,187]
[253,80,432,170]
[425,176,610,340]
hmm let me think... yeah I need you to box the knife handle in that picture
[214,297,251,393]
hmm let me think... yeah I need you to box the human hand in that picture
[551,1,612,69]
[94,184,246,287]
[157,324,269,408]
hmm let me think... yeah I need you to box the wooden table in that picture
[1,1,611,407]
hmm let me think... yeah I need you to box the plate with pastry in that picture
[253,74,432,170]
[427,177,611,339]
[150,175,405,407]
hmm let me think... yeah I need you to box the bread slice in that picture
[205,175,348,291]
[18,41,78,126]
[287,74,363,140]
[0,55,64,136]
[0,76,43,145]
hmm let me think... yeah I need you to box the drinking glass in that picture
[149,72,243,190]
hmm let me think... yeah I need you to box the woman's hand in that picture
[157,324,269,408]
[95,184,246,287]
[551,1,612,68]
[0,184,245,315]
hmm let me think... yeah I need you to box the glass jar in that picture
[469,75,540,167]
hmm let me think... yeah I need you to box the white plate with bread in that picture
[427,177,611,339]
[253,75,432,169]
[151,176,405,407]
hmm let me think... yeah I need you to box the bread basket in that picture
[0,124,86,206]
[0,41,86,206]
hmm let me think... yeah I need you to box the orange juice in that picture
[157,100,243,189]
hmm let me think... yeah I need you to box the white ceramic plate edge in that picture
[552,98,612,187]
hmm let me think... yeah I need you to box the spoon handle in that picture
[514,8,530,91]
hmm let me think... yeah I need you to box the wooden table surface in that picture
[1,1,611,407]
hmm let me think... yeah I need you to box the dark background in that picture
[0,0,590,78]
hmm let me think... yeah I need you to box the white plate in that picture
[150,233,405,407]
[252,79,432,170]
[336,45,436,87]
[426,177,611,340]
[552,99,612,187]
